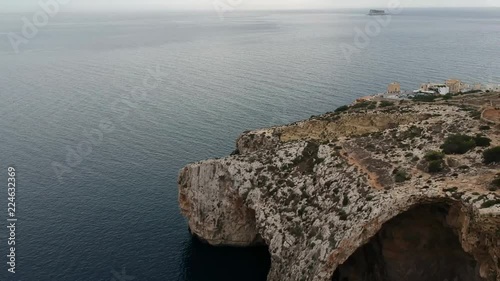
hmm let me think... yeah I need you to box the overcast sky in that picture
[1,0,497,12]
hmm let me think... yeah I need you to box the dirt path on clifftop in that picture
[339,148,384,190]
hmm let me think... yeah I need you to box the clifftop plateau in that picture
[178,92,500,281]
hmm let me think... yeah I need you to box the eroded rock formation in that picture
[333,204,484,281]
[178,92,500,281]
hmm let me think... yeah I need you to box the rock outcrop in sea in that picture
[178,92,500,281]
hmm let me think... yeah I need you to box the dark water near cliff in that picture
[0,8,499,281]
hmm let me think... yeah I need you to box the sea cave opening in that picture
[184,235,271,281]
[332,204,484,281]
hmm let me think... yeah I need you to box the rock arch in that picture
[330,201,498,281]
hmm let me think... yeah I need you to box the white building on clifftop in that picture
[419,83,450,95]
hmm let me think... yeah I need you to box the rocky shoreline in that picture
[178,92,500,281]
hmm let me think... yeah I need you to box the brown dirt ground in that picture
[483,108,500,123]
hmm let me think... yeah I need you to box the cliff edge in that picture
[179,92,500,281]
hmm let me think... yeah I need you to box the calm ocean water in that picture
[0,8,499,281]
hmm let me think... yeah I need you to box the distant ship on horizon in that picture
[368,9,388,15]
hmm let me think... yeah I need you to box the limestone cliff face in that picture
[178,93,500,281]
[178,161,262,246]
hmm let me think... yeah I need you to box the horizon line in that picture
[1,6,499,13]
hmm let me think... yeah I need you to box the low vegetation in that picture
[425,151,445,161]
[428,160,445,173]
[443,93,453,100]
[411,95,438,102]
[335,105,350,113]
[399,125,423,140]
[394,168,411,183]
[483,146,500,164]
[439,134,491,155]
[474,134,492,147]
[489,177,500,191]
[351,101,376,109]
[458,105,482,119]
[379,101,395,108]
[481,199,500,209]
[424,151,446,173]
[440,134,477,154]
[479,125,491,131]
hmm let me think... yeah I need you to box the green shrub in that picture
[469,110,481,120]
[335,105,350,112]
[490,178,500,191]
[351,101,373,109]
[440,134,476,154]
[479,125,491,131]
[379,101,395,107]
[493,178,500,187]
[339,210,348,220]
[428,160,444,173]
[483,146,500,164]
[481,199,500,208]
[367,103,377,110]
[342,195,349,206]
[425,151,445,161]
[444,186,458,192]
[290,224,303,237]
[474,135,492,147]
[394,169,411,183]
[412,95,437,102]
[400,125,423,140]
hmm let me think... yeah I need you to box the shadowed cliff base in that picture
[332,204,484,281]
[182,235,271,281]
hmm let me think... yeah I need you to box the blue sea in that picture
[0,8,499,281]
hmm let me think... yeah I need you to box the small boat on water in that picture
[368,9,388,15]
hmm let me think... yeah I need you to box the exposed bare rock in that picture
[236,129,281,154]
[278,112,427,143]
[178,92,500,281]
[178,161,263,246]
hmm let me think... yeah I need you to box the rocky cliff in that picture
[179,92,500,281]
